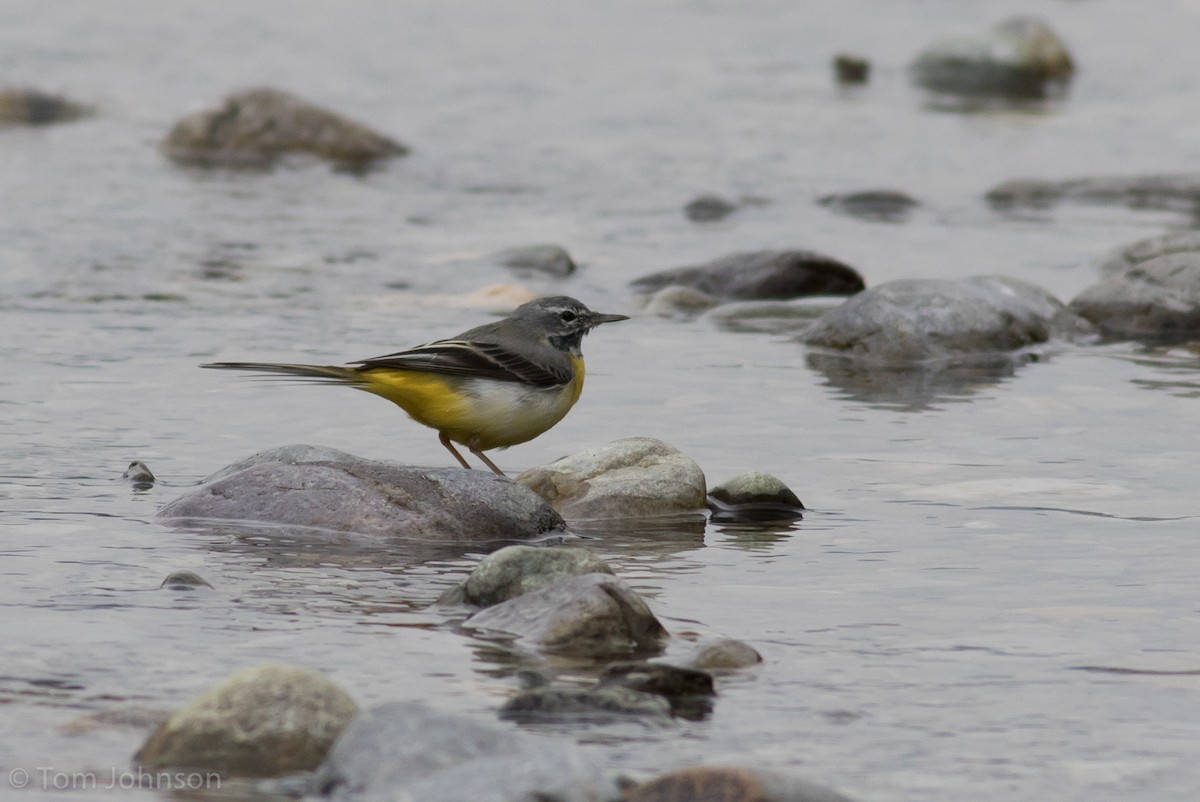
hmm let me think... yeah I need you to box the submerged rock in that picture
[158,445,564,542]
[708,472,805,523]
[494,244,577,277]
[439,544,615,607]
[463,573,668,659]
[500,685,672,723]
[134,663,358,778]
[832,54,870,85]
[1070,255,1200,338]
[910,16,1074,100]
[986,174,1200,215]
[600,661,715,719]
[631,250,865,303]
[685,638,764,671]
[621,766,859,802]
[161,87,408,169]
[1098,230,1200,276]
[817,189,919,223]
[801,275,1091,363]
[0,87,90,124]
[160,570,213,590]
[310,701,617,802]
[640,286,720,318]
[517,437,707,521]
[684,194,740,222]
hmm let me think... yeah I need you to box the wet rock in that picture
[439,544,614,607]
[134,663,358,778]
[910,16,1074,101]
[1069,256,1200,339]
[986,174,1200,215]
[1098,231,1200,276]
[801,276,1092,363]
[705,299,833,335]
[500,685,672,723]
[685,638,764,671]
[122,460,156,489]
[630,250,865,303]
[517,437,707,521]
[817,189,919,223]
[600,661,715,718]
[463,573,668,659]
[832,54,870,85]
[161,570,213,590]
[641,286,719,318]
[310,701,617,802]
[0,88,90,124]
[708,472,805,523]
[621,766,858,802]
[494,244,577,277]
[161,87,408,169]
[684,194,740,222]
[158,445,564,542]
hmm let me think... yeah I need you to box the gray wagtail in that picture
[202,296,628,476]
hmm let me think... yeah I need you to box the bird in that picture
[202,296,629,476]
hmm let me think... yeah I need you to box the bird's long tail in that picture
[201,362,363,386]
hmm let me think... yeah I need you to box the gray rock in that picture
[910,16,1074,100]
[622,766,859,802]
[599,661,715,719]
[158,445,565,542]
[708,472,805,523]
[0,87,90,124]
[122,460,156,489]
[438,544,614,607]
[1098,230,1200,276]
[631,250,864,303]
[705,298,834,335]
[684,194,740,222]
[801,275,1091,363]
[685,638,764,671]
[986,174,1200,215]
[134,663,359,778]
[517,438,707,521]
[161,87,408,169]
[160,570,213,590]
[499,685,672,723]
[463,573,668,659]
[817,189,919,223]
[832,54,870,86]
[640,286,719,318]
[494,244,577,277]
[310,701,617,802]
[1070,255,1200,338]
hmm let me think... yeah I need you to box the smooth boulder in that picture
[708,472,805,523]
[1070,255,1200,338]
[493,244,577,277]
[1098,230,1200,276]
[162,87,408,168]
[134,663,358,778]
[631,250,864,302]
[817,189,919,223]
[158,445,565,541]
[517,438,707,521]
[801,275,1091,363]
[310,701,617,802]
[909,16,1074,100]
[463,573,668,658]
[439,544,614,606]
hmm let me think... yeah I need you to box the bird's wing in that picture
[354,338,571,388]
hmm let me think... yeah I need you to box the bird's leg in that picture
[468,437,507,477]
[439,431,473,470]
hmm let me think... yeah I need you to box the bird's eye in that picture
[559,310,577,322]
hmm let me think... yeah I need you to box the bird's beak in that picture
[588,311,630,326]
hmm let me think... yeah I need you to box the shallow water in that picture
[4,1,1200,800]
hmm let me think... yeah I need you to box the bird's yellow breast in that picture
[357,355,585,451]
